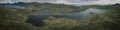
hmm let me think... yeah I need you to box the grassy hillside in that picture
[0,6,36,30]
[10,2,82,15]
[40,4,120,30]
[41,4,120,30]
[0,3,120,30]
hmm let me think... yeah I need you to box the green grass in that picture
[0,3,120,30]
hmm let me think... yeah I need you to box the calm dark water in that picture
[27,14,52,26]
[27,8,106,26]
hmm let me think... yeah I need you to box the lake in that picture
[27,8,106,26]
[2,4,108,26]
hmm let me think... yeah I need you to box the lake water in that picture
[4,5,26,9]
[27,8,106,26]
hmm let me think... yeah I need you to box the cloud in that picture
[94,0,120,5]
[0,0,119,5]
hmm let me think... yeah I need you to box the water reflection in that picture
[53,8,105,19]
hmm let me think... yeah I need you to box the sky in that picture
[0,0,120,5]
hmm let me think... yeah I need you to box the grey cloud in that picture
[0,0,119,5]
[0,0,4,1]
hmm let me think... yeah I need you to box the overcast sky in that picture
[0,0,120,5]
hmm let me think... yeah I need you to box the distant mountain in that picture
[0,2,119,15]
